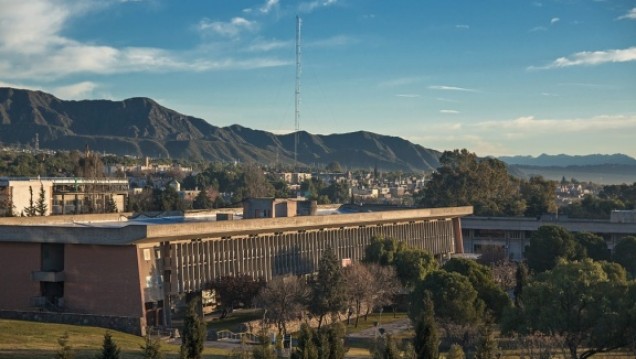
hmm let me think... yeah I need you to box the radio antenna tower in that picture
[294,15,302,170]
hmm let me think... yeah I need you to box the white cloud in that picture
[428,85,477,92]
[618,8,636,20]
[455,24,470,30]
[529,47,636,69]
[246,39,290,52]
[306,35,355,48]
[550,17,560,24]
[440,110,460,114]
[260,0,279,14]
[379,76,427,88]
[475,115,636,133]
[0,1,288,80]
[198,17,257,38]
[298,0,338,13]
[53,81,98,99]
[395,94,421,98]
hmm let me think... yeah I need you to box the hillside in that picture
[0,87,441,171]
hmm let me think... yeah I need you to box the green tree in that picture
[419,149,525,217]
[180,297,206,359]
[321,323,347,359]
[614,236,636,277]
[291,323,319,359]
[96,331,120,359]
[524,225,581,273]
[364,236,405,266]
[212,275,265,310]
[23,185,36,216]
[309,247,347,328]
[325,161,343,173]
[394,248,437,289]
[520,176,557,217]
[442,258,511,320]
[35,184,47,216]
[410,270,482,326]
[575,232,609,261]
[192,187,213,209]
[371,334,402,359]
[514,259,635,359]
[55,332,74,359]
[412,293,439,359]
[140,333,163,359]
[474,318,499,359]
[513,262,528,308]
[105,194,118,213]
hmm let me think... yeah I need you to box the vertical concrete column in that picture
[452,217,464,254]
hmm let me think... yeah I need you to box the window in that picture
[143,248,151,261]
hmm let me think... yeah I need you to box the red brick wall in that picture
[64,245,144,318]
[0,243,40,310]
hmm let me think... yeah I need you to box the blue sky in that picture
[1,0,635,157]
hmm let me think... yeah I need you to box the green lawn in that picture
[0,319,229,359]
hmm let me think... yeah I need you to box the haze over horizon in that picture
[0,0,634,158]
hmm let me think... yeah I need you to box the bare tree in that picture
[256,275,308,337]
[343,263,375,328]
[367,263,401,316]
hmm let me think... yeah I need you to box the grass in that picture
[206,308,264,332]
[0,319,229,359]
[344,312,409,334]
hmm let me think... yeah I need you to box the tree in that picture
[96,331,121,359]
[412,292,439,359]
[394,248,437,289]
[520,176,557,217]
[140,333,163,359]
[474,318,499,359]
[105,194,118,213]
[575,232,610,261]
[513,262,528,308]
[371,334,402,359]
[366,263,402,317]
[325,161,343,173]
[35,184,47,216]
[212,275,265,310]
[192,187,214,209]
[364,236,405,266]
[320,323,347,359]
[343,263,375,328]
[410,270,483,326]
[23,185,36,216]
[291,323,319,359]
[613,236,636,277]
[257,275,308,336]
[515,259,636,359]
[442,258,511,320]
[180,297,206,359]
[55,332,74,359]
[419,149,525,217]
[253,334,277,359]
[309,247,347,328]
[525,225,581,273]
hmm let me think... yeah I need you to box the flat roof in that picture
[462,216,636,235]
[0,206,473,246]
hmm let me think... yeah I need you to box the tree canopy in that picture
[524,225,582,273]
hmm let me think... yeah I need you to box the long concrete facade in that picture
[0,206,472,335]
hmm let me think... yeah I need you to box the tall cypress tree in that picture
[413,292,439,359]
[513,262,528,308]
[180,297,206,359]
[35,184,47,216]
[291,323,319,359]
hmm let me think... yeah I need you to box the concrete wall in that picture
[0,242,41,310]
[64,244,145,321]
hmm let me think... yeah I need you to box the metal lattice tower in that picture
[294,16,302,170]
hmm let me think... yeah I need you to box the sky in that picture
[0,0,635,158]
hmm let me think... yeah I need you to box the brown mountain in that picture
[0,87,441,171]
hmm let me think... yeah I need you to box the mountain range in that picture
[499,153,636,167]
[0,87,441,171]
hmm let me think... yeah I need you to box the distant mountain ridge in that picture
[0,87,441,171]
[499,153,636,167]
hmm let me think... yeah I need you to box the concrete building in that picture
[0,205,472,335]
[0,177,128,216]
[462,213,636,261]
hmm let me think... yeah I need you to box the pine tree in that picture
[413,292,439,359]
[105,194,118,213]
[140,333,163,359]
[55,332,74,359]
[35,184,47,216]
[24,185,36,216]
[180,297,206,359]
[513,262,528,308]
[253,334,277,359]
[96,331,121,359]
[371,335,401,359]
